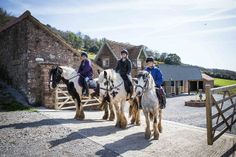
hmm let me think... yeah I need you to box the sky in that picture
[1,0,236,71]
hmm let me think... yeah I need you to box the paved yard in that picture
[164,94,236,134]
[39,108,236,157]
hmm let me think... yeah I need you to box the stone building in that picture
[94,40,147,76]
[158,64,203,96]
[0,11,102,108]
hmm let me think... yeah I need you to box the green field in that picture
[214,78,236,94]
[214,78,236,87]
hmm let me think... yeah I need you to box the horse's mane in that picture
[98,69,120,83]
[59,66,77,79]
[138,71,156,90]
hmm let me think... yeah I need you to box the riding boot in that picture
[129,86,133,99]
[83,81,89,97]
[138,96,142,109]
[156,88,163,109]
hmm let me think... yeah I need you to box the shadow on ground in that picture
[0,118,105,129]
[96,132,152,157]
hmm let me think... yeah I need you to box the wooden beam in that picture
[211,84,236,94]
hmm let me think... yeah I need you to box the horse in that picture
[97,69,140,129]
[135,70,162,140]
[49,66,115,121]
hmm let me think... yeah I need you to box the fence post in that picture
[55,87,59,110]
[205,84,213,145]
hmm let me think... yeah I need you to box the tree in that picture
[164,53,181,65]
[153,51,160,61]
[159,52,168,62]
[0,8,14,27]
[89,45,99,53]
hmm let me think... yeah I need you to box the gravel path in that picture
[0,111,119,157]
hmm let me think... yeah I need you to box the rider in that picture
[145,57,166,109]
[78,51,93,96]
[115,49,133,99]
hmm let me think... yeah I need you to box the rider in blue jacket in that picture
[145,57,166,109]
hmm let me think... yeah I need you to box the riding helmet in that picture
[121,49,129,55]
[81,51,88,57]
[146,57,154,63]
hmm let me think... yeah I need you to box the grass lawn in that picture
[88,53,96,60]
[214,78,236,94]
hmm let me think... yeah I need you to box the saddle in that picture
[87,79,97,89]
[78,78,97,89]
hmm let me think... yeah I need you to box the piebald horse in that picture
[49,66,115,120]
[135,71,162,140]
[98,69,140,129]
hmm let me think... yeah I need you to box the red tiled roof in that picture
[106,40,143,60]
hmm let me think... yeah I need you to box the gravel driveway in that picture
[0,111,119,157]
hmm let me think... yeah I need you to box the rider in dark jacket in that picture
[78,52,93,96]
[115,49,133,98]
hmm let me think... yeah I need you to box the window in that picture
[171,81,175,86]
[102,58,110,68]
[137,60,142,68]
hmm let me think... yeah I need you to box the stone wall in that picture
[0,19,29,99]
[26,19,81,104]
[0,16,103,107]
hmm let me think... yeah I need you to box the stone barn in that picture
[0,11,102,108]
[94,40,147,76]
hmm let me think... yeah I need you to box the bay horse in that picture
[49,66,115,120]
[135,70,163,140]
[98,69,140,129]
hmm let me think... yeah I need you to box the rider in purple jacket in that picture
[78,52,93,96]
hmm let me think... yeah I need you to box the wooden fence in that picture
[54,84,101,110]
[205,84,236,145]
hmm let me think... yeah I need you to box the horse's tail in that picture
[149,112,154,121]
[129,97,139,117]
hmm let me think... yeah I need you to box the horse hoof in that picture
[120,124,127,129]
[102,115,108,120]
[153,135,159,140]
[158,125,163,133]
[115,123,120,128]
[130,118,135,124]
[78,116,85,120]
[136,121,141,126]
[145,133,151,139]
[109,117,114,121]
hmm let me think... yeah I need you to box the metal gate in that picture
[205,84,236,145]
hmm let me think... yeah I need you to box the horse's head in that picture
[98,69,117,97]
[135,71,154,96]
[49,66,63,89]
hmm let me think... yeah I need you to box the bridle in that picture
[100,75,123,92]
[135,73,150,96]
[49,67,85,89]
[99,71,124,98]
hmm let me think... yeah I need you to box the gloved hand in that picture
[85,77,89,82]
